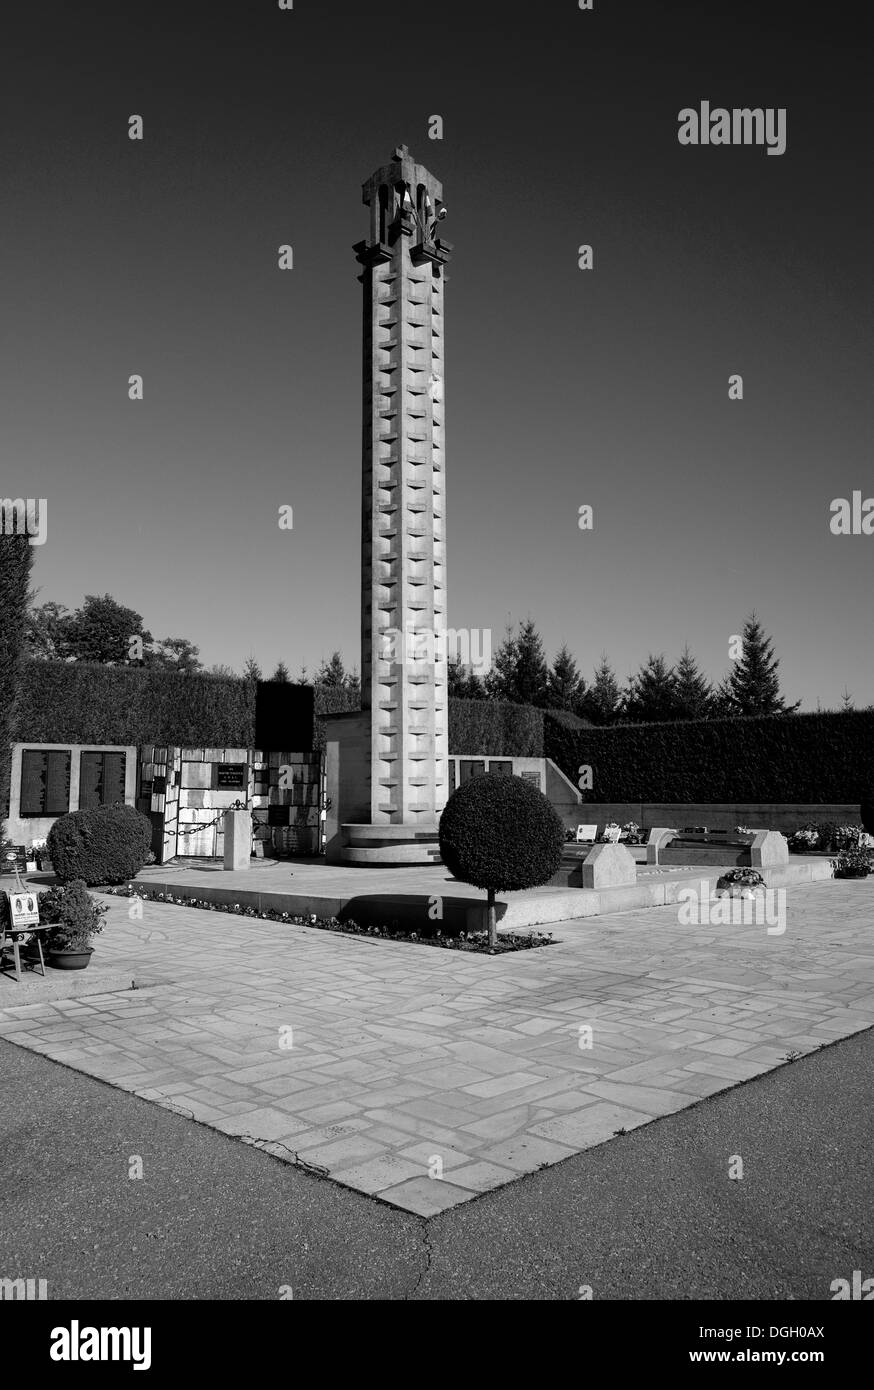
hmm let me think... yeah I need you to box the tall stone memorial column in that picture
[336,145,452,864]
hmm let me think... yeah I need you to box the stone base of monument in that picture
[339,823,443,867]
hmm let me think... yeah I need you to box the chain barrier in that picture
[174,797,249,837]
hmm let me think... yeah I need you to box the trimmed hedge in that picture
[545,710,874,804]
[19,661,871,806]
[13,661,256,747]
[12,663,552,760]
[47,804,154,885]
[314,684,360,751]
[449,699,544,757]
[439,774,564,893]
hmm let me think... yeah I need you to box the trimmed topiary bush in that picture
[438,774,565,947]
[47,804,153,886]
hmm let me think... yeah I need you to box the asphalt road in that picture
[1,1030,871,1300]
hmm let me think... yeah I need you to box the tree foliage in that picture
[720,613,799,716]
[623,654,678,724]
[0,535,33,832]
[582,654,623,725]
[26,593,202,671]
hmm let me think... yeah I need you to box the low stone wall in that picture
[567,803,861,836]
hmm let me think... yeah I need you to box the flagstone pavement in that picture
[1,878,872,1214]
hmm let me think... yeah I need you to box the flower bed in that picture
[103,885,556,955]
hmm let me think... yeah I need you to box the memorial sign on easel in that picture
[7,890,39,930]
[2,851,39,930]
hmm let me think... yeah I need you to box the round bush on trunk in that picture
[439,774,565,946]
[47,804,153,885]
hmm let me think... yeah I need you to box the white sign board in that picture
[6,891,39,929]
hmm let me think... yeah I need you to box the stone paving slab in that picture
[0,877,871,1212]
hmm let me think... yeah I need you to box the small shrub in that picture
[47,803,153,886]
[831,847,873,879]
[439,774,564,946]
[38,878,108,952]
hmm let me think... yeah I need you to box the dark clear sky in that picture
[3,0,872,706]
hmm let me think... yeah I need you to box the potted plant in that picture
[38,879,108,969]
[831,847,873,880]
[715,867,766,899]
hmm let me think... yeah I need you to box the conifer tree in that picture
[623,654,678,723]
[317,651,347,688]
[547,643,586,712]
[673,645,714,720]
[512,619,550,707]
[484,622,518,702]
[722,614,799,715]
[582,654,622,724]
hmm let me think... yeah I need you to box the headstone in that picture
[749,830,789,868]
[646,828,678,865]
[223,810,252,871]
[581,842,637,890]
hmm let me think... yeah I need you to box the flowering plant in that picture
[715,867,766,898]
[719,867,765,885]
[38,880,108,952]
[831,847,873,879]
[789,827,820,851]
